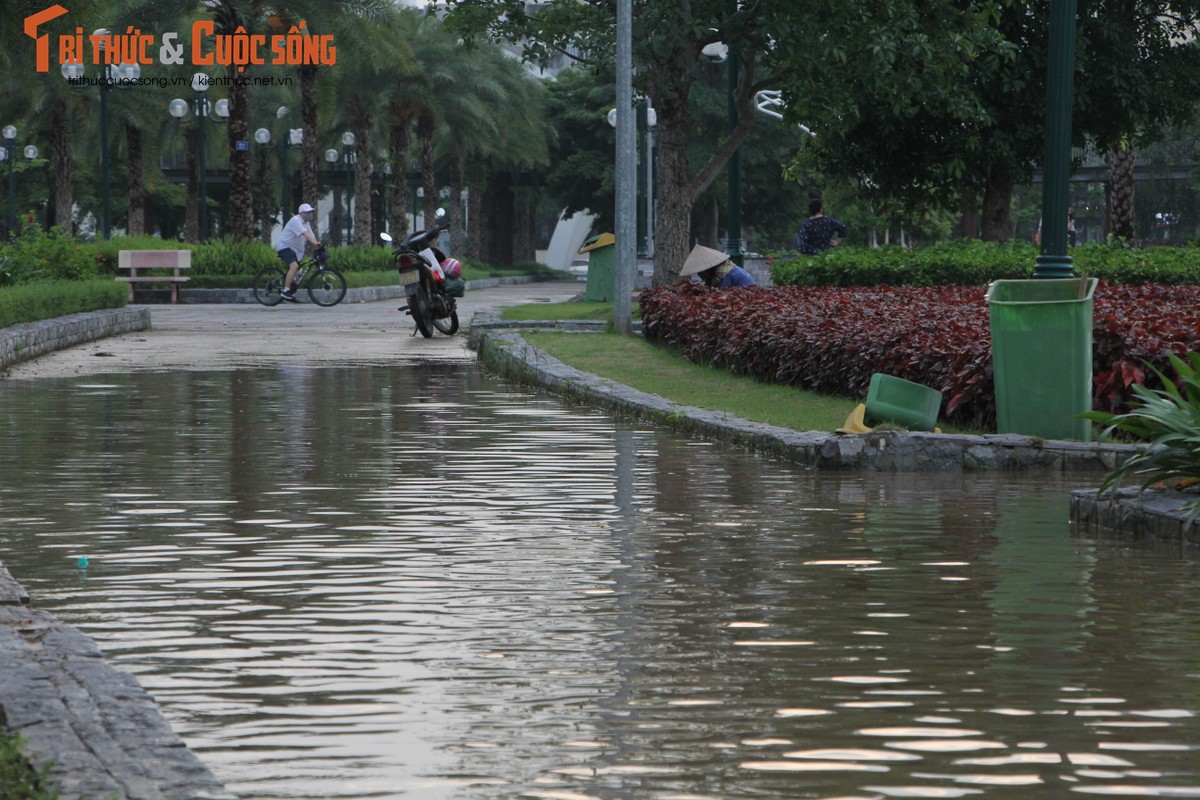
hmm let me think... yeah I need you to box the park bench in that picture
[117,249,192,304]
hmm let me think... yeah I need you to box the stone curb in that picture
[468,316,1141,473]
[1070,487,1200,545]
[146,274,550,305]
[0,565,235,800]
[0,307,151,374]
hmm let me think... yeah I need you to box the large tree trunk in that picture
[126,122,145,236]
[651,98,692,284]
[447,152,465,256]
[980,167,1015,242]
[50,97,73,234]
[256,148,273,244]
[300,65,319,210]
[387,122,410,237]
[1109,141,1135,242]
[228,75,255,241]
[353,118,373,246]
[418,112,438,227]
[185,126,200,242]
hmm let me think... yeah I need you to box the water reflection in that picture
[2,365,1200,799]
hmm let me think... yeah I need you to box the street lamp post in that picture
[1035,0,1078,278]
[701,40,743,265]
[325,147,340,242]
[342,132,356,242]
[169,74,228,241]
[2,125,16,238]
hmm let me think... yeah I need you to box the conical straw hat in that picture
[678,244,730,276]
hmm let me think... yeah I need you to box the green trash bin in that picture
[580,232,615,302]
[986,277,1096,441]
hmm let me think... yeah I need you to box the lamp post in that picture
[273,106,302,215]
[701,40,742,266]
[324,147,340,242]
[608,103,656,258]
[1035,0,1078,278]
[2,125,16,238]
[169,73,228,241]
[341,131,356,242]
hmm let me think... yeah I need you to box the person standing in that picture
[796,197,847,255]
[276,203,322,302]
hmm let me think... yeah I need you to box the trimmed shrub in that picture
[771,240,1200,287]
[0,280,127,328]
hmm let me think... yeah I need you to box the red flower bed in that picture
[638,281,1200,429]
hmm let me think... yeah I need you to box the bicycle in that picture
[253,247,347,307]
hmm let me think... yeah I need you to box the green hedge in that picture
[0,281,127,328]
[770,240,1200,286]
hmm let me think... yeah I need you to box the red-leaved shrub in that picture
[639,281,1200,429]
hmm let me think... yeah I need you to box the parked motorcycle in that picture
[380,210,464,338]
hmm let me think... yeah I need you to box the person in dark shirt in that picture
[796,197,847,255]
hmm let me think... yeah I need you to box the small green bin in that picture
[865,373,942,432]
[580,232,615,302]
[986,277,1096,441]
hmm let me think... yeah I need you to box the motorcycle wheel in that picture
[407,285,434,338]
[253,267,286,306]
[307,268,347,307]
[432,307,459,335]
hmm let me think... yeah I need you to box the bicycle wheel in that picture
[407,285,434,338]
[432,306,459,335]
[307,268,347,307]
[253,267,287,306]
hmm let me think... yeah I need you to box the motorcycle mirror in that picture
[379,232,393,243]
[435,207,446,220]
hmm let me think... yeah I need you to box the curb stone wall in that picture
[468,316,1140,473]
[0,562,235,800]
[1071,487,1200,546]
[0,307,151,373]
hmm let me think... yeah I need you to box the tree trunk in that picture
[50,97,73,234]
[484,174,514,267]
[353,118,373,245]
[387,123,410,237]
[958,200,980,240]
[185,126,200,242]
[1109,141,1135,242]
[126,122,145,237]
[329,185,343,246]
[448,152,465,256]
[228,76,255,241]
[980,167,1015,242]
[256,148,273,244]
[300,65,319,209]
[651,98,692,284]
[466,178,485,261]
[418,112,438,227]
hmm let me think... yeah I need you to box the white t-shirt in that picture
[277,214,313,257]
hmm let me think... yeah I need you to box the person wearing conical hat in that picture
[677,244,755,288]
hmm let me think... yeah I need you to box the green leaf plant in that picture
[1079,352,1200,525]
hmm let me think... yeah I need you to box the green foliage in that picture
[770,241,1200,287]
[327,246,394,274]
[0,281,127,328]
[1080,352,1200,524]
[0,729,57,800]
[0,219,97,282]
[190,239,278,277]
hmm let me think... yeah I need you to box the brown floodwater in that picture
[1,364,1199,799]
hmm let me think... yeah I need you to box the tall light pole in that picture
[725,51,742,266]
[341,131,356,243]
[2,125,16,238]
[613,0,635,335]
[1035,0,1078,278]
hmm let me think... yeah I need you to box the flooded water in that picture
[2,364,1200,800]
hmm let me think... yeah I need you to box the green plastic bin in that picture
[986,277,1096,441]
[865,373,942,431]
[580,232,615,302]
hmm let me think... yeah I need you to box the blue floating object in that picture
[76,556,89,569]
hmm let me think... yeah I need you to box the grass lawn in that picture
[521,330,856,433]
[500,300,638,321]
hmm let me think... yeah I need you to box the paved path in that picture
[3,281,582,380]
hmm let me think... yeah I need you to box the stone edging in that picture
[468,317,1141,473]
[0,563,235,800]
[159,273,548,305]
[1070,487,1200,545]
[0,307,151,373]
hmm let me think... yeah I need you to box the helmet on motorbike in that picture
[440,257,463,279]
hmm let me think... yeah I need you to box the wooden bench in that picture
[117,250,192,304]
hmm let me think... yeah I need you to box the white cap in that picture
[298,203,314,213]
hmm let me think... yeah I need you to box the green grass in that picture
[522,330,856,432]
[0,729,57,800]
[501,300,637,322]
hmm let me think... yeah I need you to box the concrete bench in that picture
[117,249,192,304]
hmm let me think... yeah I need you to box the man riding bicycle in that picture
[277,203,322,302]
